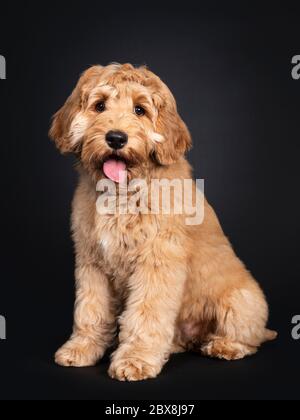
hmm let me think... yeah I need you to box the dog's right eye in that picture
[134,105,146,117]
[95,101,106,113]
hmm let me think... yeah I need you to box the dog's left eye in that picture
[95,101,106,113]
[134,106,146,117]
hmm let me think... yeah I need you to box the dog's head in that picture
[49,64,191,182]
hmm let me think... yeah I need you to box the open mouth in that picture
[102,155,128,184]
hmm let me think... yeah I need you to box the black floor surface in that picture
[0,317,298,400]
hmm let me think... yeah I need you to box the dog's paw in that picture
[55,340,102,368]
[201,338,257,361]
[108,358,160,382]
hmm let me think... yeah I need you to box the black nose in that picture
[106,130,128,150]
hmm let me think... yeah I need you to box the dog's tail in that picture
[264,329,278,342]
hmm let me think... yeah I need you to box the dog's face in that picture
[50,64,191,182]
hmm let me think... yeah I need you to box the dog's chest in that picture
[95,214,147,285]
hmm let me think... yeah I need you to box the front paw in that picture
[55,339,103,368]
[109,357,161,382]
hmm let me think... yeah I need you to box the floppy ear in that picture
[49,66,103,154]
[153,93,192,165]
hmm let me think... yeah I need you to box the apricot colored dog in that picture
[50,63,276,381]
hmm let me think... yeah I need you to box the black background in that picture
[0,1,300,400]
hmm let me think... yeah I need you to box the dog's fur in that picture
[50,63,277,381]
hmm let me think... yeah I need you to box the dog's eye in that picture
[134,105,146,117]
[95,101,106,113]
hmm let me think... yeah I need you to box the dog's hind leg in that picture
[200,285,277,361]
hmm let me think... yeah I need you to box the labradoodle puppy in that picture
[50,63,276,381]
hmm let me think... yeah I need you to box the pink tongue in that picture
[103,159,127,183]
